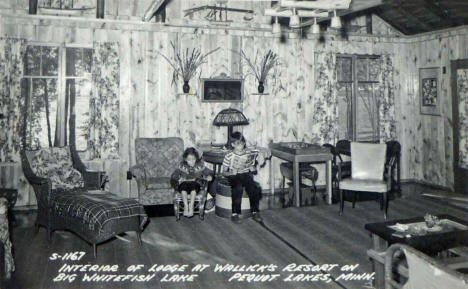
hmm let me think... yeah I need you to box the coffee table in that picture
[365,214,468,289]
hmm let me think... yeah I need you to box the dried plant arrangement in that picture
[239,49,279,93]
[158,42,220,93]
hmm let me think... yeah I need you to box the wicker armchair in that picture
[20,98,147,258]
[131,138,184,205]
[385,243,468,289]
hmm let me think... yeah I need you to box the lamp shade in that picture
[272,17,281,35]
[213,108,249,126]
[331,10,342,29]
[289,14,300,28]
[311,18,320,34]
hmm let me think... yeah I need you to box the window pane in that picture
[26,79,58,149]
[74,79,92,151]
[41,46,59,76]
[24,46,41,76]
[337,57,352,82]
[66,48,81,76]
[356,83,378,142]
[356,58,368,82]
[369,58,380,82]
[337,83,352,140]
[67,48,93,77]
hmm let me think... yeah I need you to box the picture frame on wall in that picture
[201,78,244,102]
[419,67,441,116]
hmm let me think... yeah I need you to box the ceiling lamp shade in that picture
[213,108,249,148]
[330,10,342,29]
[272,17,281,35]
[311,18,320,34]
[289,9,300,28]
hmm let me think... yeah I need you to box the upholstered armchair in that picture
[385,244,468,289]
[131,138,184,205]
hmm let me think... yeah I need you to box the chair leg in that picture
[339,189,344,215]
[47,228,52,242]
[384,192,388,220]
[352,191,357,208]
[312,179,317,205]
[137,231,142,245]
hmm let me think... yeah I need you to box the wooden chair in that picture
[338,142,394,219]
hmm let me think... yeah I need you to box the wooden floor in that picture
[6,184,468,289]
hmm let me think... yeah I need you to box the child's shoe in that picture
[231,214,242,224]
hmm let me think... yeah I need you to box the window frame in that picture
[22,42,92,150]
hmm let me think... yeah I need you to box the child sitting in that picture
[171,147,213,217]
[221,132,265,224]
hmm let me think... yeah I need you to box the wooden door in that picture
[451,59,468,194]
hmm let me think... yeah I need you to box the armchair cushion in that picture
[339,178,389,193]
[26,147,84,191]
[144,177,172,190]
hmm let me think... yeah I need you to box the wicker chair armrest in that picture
[130,164,146,180]
[82,170,104,190]
[385,244,406,289]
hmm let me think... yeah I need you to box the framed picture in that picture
[201,78,243,102]
[420,67,441,115]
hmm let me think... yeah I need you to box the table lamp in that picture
[213,108,249,149]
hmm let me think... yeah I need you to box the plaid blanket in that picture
[51,191,147,233]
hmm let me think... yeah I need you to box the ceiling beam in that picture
[279,0,352,10]
[142,0,165,22]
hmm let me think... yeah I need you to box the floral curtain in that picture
[0,38,26,162]
[312,52,339,144]
[457,69,468,169]
[377,54,397,142]
[87,42,120,159]
[313,52,396,145]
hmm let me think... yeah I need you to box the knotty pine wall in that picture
[1,10,468,206]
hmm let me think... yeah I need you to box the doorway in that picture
[451,59,468,194]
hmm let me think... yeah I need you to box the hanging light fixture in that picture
[311,18,320,34]
[272,16,281,35]
[289,8,300,28]
[330,10,342,29]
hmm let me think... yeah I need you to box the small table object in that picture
[269,142,333,206]
[365,214,468,289]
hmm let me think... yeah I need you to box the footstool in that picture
[49,191,147,257]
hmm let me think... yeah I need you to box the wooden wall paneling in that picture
[105,0,119,19]
[117,0,133,19]
[119,30,133,197]
[442,37,454,189]
[131,30,146,138]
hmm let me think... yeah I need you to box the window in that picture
[337,55,380,142]
[23,44,92,151]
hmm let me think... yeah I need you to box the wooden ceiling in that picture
[371,0,468,35]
